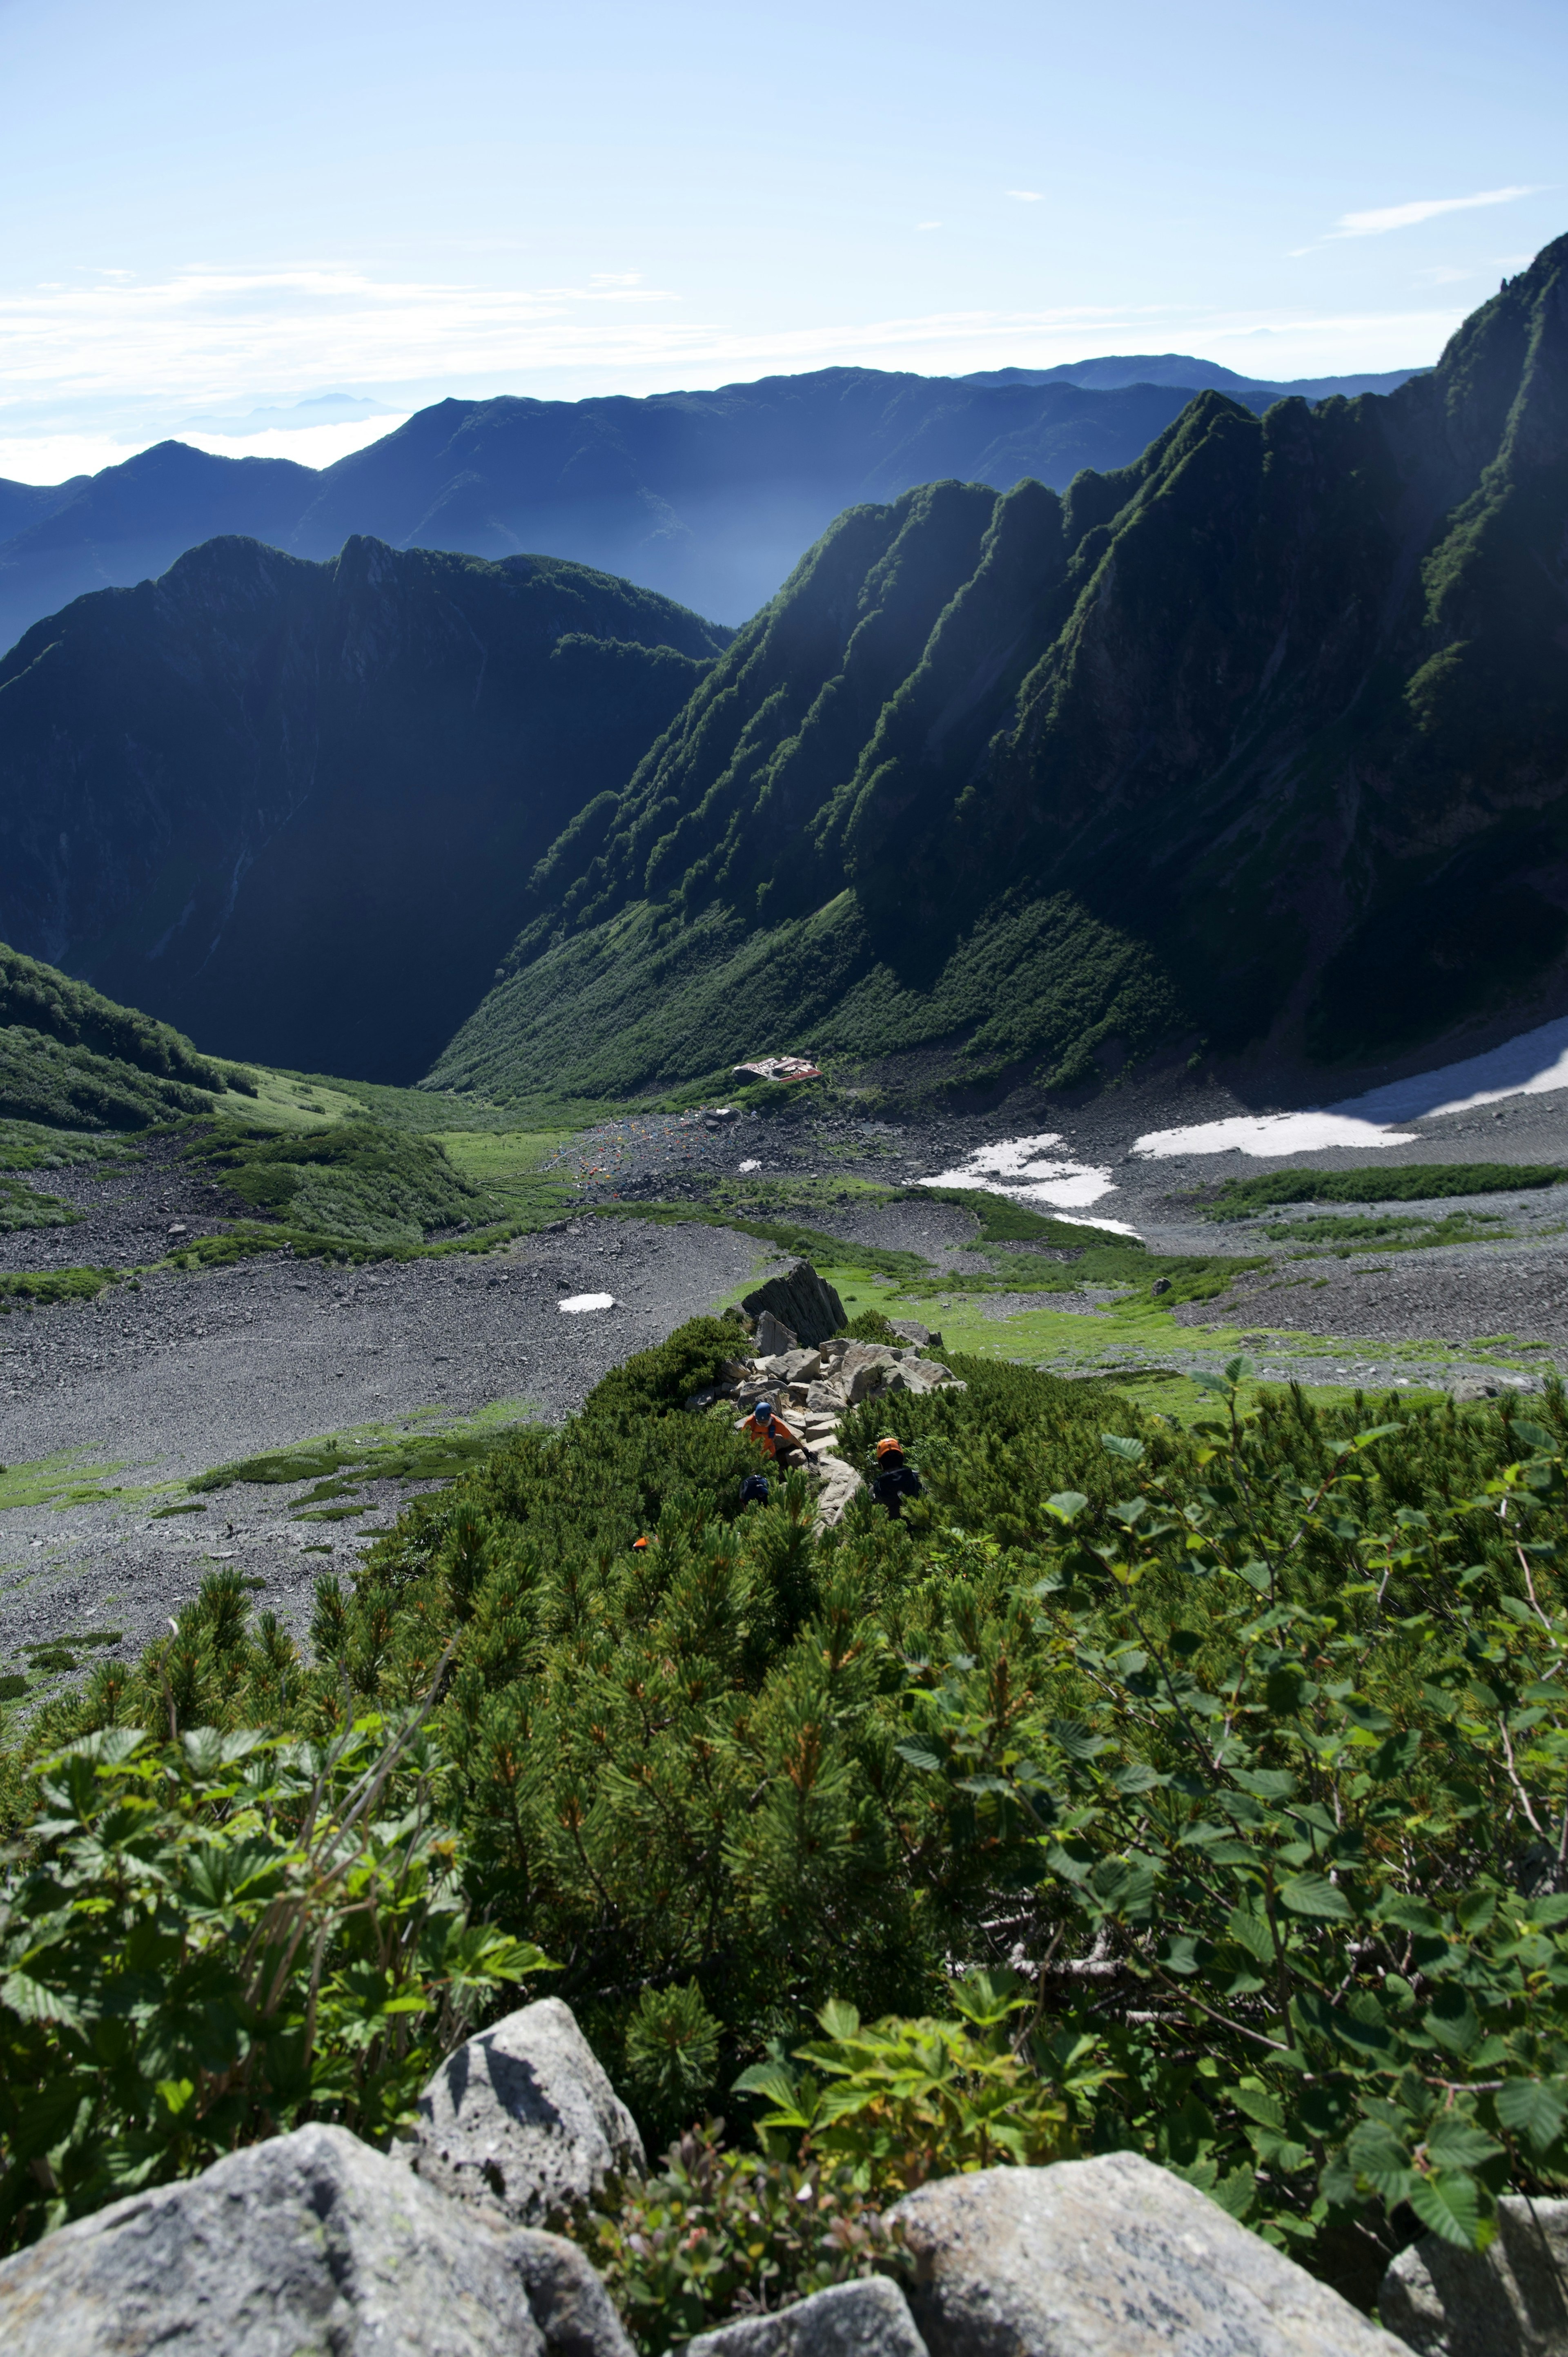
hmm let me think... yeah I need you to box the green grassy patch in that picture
[183,1117,486,1248]
[0,1266,120,1313]
[0,1122,127,1173]
[0,1451,131,1511]
[1258,1209,1504,1246]
[0,1173,80,1231]
[1206,1162,1566,1219]
[185,1399,539,1496]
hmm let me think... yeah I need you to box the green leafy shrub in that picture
[184,1117,484,1247]
[11,1324,1568,2308]
[0,1705,547,2253]
[575,2126,904,2352]
[738,1973,1113,2191]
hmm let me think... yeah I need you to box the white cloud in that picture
[0,259,1467,471]
[917,220,942,231]
[1007,189,1045,202]
[1414,264,1472,286]
[1331,186,1536,238]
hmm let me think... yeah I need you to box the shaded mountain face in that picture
[0,443,318,661]
[0,372,1233,653]
[433,237,1568,1112]
[0,540,728,1081]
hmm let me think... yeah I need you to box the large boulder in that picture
[892,2155,1407,2356]
[0,2122,543,2357]
[688,2277,927,2357]
[743,1263,847,1349]
[1377,2196,1568,2354]
[405,1996,646,2227]
[506,2229,639,2357]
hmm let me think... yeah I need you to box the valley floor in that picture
[0,1207,775,1683]
[5,1054,1568,1703]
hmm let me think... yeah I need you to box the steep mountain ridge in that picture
[0,541,728,1080]
[0,361,1425,656]
[432,236,1568,1111]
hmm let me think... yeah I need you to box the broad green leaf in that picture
[1051,1719,1108,1761]
[1100,1435,1145,1462]
[1231,1767,1297,1801]
[1495,2079,1568,2154]
[1278,1874,1352,1921]
[1408,2171,1486,2250]
[1423,2117,1503,2171]
[1367,1730,1421,1781]
[1226,1908,1276,1966]
[894,1741,944,1773]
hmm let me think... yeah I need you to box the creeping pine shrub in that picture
[13,1326,1568,2315]
[0,1707,548,2254]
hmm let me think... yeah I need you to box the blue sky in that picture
[0,0,1561,479]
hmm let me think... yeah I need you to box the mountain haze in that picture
[0,363,1426,655]
[0,541,728,1080]
[432,236,1568,1111]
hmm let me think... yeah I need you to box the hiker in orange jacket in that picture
[746,1398,807,1468]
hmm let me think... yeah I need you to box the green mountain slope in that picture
[0,941,256,1128]
[0,541,728,1081]
[432,236,1568,1110]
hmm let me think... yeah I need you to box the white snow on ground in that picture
[559,1293,617,1313]
[1131,1015,1568,1159]
[1131,1111,1419,1159]
[1329,1013,1568,1122]
[916,1136,1142,1236]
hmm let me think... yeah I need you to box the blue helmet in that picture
[754,1398,774,1421]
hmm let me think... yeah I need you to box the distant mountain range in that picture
[0,240,1554,1113]
[431,238,1567,1108]
[0,544,727,1080]
[0,355,1426,652]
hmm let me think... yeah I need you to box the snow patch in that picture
[558,1293,616,1313]
[1330,1013,1568,1122]
[1132,1112,1418,1160]
[916,1134,1140,1235]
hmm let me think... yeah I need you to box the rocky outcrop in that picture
[742,1262,847,1349]
[1378,2196,1568,2355]
[706,1313,962,1524]
[0,2122,544,2357]
[891,2154,1408,2357]
[688,2278,927,2357]
[405,1996,645,2228]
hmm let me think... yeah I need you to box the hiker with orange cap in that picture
[745,1397,807,1468]
[870,1435,922,1519]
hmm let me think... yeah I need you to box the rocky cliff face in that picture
[0,538,728,1080]
[435,234,1568,1108]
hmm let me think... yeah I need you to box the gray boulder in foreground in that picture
[506,2229,639,2357]
[406,1995,646,2226]
[893,2154,1408,2356]
[1378,2196,1568,2354]
[0,2122,543,2357]
[688,2277,927,2357]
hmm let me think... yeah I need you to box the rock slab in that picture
[0,2121,543,2357]
[688,2277,927,2357]
[892,2154,1408,2356]
[1378,2196,1568,2355]
[743,1262,847,1349]
[406,1996,646,2226]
